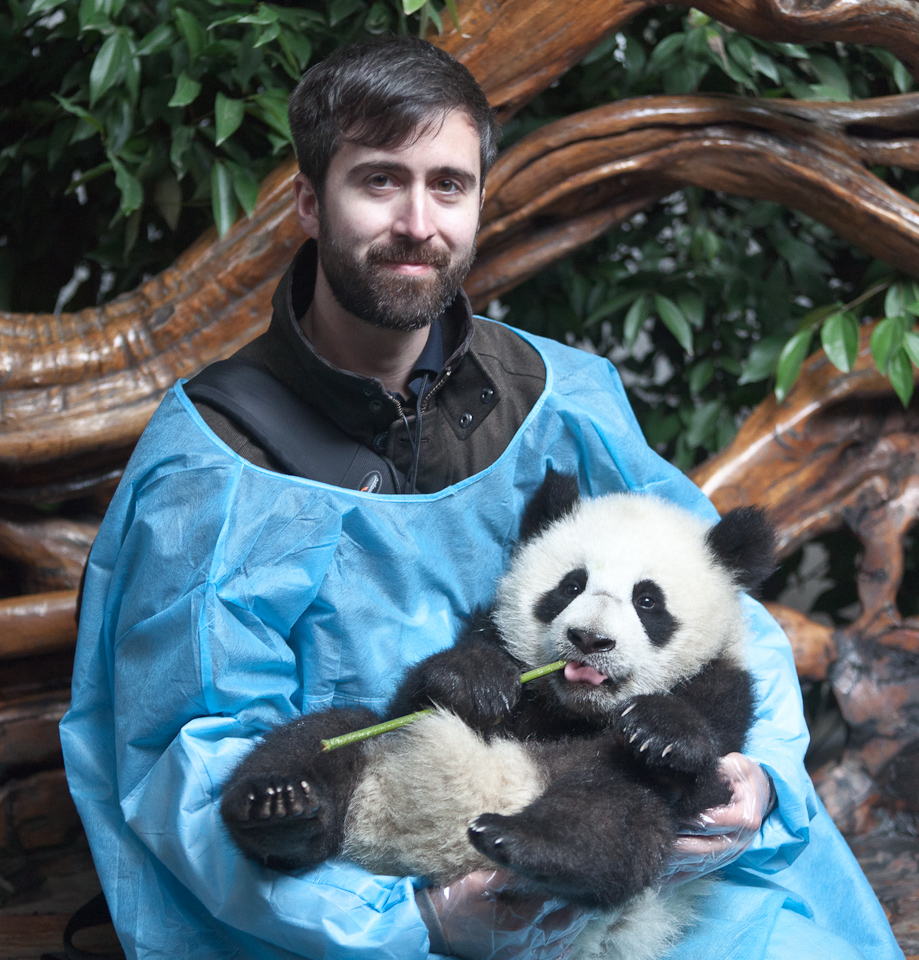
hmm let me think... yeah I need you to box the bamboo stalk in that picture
[320,660,568,752]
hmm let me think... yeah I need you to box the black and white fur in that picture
[222,470,775,958]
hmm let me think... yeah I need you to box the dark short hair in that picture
[288,36,500,194]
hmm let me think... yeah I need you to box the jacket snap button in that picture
[480,388,494,404]
[373,432,387,451]
[459,413,473,428]
[369,399,382,412]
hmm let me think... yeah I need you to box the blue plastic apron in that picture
[60,324,903,960]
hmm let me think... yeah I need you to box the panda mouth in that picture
[563,661,609,686]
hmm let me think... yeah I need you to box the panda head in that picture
[493,470,776,718]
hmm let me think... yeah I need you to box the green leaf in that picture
[442,0,461,31]
[250,90,292,143]
[774,329,812,402]
[401,0,426,13]
[28,0,67,13]
[110,154,143,215]
[677,291,705,329]
[871,316,904,373]
[237,5,279,26]
[211,160,237,236]
[230,161,259,217]
[623,295,648,349]
[253,20,281,47]
[169,125,195,179]
[215,93,245,146]
[329,0,365,24]
[175,7,207,61]
[688,357,715,395]
[168,72,202,108]
[884,282,906,319]
[90,29,129,106]
[685,400,721,450]
[136,23,174,57]
[647,32,685,73]
[654,294,693,355]
[820,311,859,373]
[904,331,919,368]
[153,174,182,231]
[739,337,783,385]
[888,347,915,407]
[53,94,105,134]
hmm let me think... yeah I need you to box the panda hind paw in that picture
[223,776,321,827]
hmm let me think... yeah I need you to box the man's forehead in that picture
[335,110,481,173]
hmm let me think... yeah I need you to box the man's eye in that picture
[435,179,459,193]
[367,174,392,188]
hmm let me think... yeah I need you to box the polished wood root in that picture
[691,325,919,837]
[2,1,919,954]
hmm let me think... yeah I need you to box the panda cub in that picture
[222,470,775,956]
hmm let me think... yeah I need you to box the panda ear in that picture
[518,468,581,544]
[705,506,777,593]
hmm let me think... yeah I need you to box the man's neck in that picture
[299,267,432,398]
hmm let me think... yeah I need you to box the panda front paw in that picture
[390,640,522,729]
[617,695,718,775]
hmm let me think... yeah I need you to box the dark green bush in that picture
[2,3,917,464]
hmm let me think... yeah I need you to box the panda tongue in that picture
[564,662,608,686]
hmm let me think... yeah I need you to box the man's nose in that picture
[392,188,435,243]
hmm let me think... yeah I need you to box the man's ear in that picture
[293,172,320,238]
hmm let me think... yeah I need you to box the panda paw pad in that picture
[224,777,321,825]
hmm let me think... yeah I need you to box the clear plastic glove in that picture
[419,868,594,960]
[661,752,775,886]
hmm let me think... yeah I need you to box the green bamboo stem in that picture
[320,659,567,752]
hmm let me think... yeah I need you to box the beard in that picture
[317,229,476,332]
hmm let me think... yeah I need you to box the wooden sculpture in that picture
[1,3,919,949]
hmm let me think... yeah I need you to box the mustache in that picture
[366,241,451,269]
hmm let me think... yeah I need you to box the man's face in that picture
[297,110,483,331]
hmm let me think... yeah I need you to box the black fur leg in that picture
[221,707,378,871]
[467,777,673,908]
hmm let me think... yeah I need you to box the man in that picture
[62,36,903,960]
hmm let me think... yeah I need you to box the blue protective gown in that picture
[61,323,904,960]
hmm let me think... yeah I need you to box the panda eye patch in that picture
[535,567,588,624]
[632,579,679,647]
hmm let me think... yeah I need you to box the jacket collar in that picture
[266,240,474,444]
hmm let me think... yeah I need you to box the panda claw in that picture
[639,739,651,753]
[621,703,636,717]
[661,744,674,758]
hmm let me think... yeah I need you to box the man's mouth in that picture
[563,661,609,686]
[385,261,438,276]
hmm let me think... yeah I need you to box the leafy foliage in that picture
[3,3,918,466]
[0,0,447,312]
[494,9,919,467]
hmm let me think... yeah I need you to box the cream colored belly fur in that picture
[342,709,706,960]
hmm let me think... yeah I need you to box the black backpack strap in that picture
[40,890,124,960]
[184,358,404,494]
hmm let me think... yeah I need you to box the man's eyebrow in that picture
[347,160,478,188]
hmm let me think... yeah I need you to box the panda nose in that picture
[567,627,615,653]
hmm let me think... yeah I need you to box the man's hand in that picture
[662,752,775,885]
[419,869,593,960]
